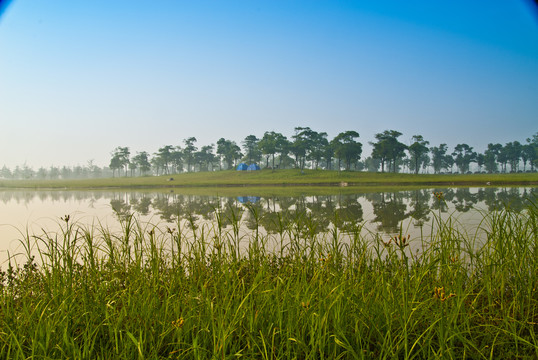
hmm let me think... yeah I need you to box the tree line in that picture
[1,128,537,179]
[108,128,537,176]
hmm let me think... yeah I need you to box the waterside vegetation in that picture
[0,195,537,358]
[2,129,537,181]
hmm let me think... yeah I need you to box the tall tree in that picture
[276,136,292,169]
[242,135,261,164]
[371,130,407,173]
[452,144,476,174]
[37,167,48,179]
[476,153,485,173]
[497,145,509,173]
[61,166,73,179]
[128,161,137,177]
[258,131,278,169]
[308,131,329,169]
[110,147,130,176]
[151,156,164,176]
[132,151,152,176]
[522,143,536,172]
[323,141,334,170]
[274,133,290,169]
[257,131,290,170]
[291,127,328,170]
[217,138,242,169]
[504,141,522,172]
[408,135,430,174]
[526,133,538,171]
[331,131,362,171]
[197,144,216,171]
[484,143,502,173]
[154,145,174,174]
[291,127,312,170]
[1,165,12,179]
[364,156,381,172]
[109,155,122,177]
[49,166,60,179]
[183,137,198,172]
[170,147,183,173]
[430,144,451,174]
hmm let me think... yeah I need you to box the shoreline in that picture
[0,169,537,190]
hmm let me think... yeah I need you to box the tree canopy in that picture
[371,130,407,173]
[3,128,537,180]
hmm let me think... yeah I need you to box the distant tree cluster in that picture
[0,160,113,180]
[106,128,538,176]
[106,127,364,177]
[1,129,537,179]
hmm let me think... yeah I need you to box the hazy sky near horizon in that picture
[1,0,537,169]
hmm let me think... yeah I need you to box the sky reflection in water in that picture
[0,187,535,264]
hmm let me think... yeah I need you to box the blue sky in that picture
[0,0,537,168]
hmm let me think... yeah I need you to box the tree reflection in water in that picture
[367,192,408,233]
[0,187,533,239]
[103,187,537,236]
[407,189,431,228]
[333,195,363,233]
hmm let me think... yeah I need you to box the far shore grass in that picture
[0,169,537,190]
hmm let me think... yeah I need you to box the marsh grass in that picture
[0,198,537,359]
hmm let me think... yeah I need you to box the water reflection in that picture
[366,192,407,233]
[1,187,534,235]
[407,190,431,227]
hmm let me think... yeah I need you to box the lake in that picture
[0,186,535,264]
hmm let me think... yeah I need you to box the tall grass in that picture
[0,197,536,359]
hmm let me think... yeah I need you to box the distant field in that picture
[0,169,537,189]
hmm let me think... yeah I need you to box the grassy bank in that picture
[0,169,537,189]
[1,197,537,358]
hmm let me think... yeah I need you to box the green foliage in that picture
[291,127,313,170]
[408,135,430,174]
[257,131,288,169]
[152,145,176,175]
[331,131,362,171]
[484,143,502,173]
[216,138,242,170]
[1,200,537,358]
[504,141,523,172]
[371,130,407,173]
[197,144,216,171]
[110,146,130,177]
[452,143,477,174]
[242,135,261,164]
[183,137,198,172]
[527,134,538,171]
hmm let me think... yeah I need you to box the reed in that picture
[0,197,536,359]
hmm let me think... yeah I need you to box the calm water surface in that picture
[0,187,535,264]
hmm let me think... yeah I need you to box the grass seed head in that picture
[433,191,444,200]
[433,287,456,301]
[172,317,185,328]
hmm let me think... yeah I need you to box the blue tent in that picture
[236,163,248,171]
[247,163,260,171]
[237,196,261,204]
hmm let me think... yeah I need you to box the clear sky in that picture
[0,0,537,169]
